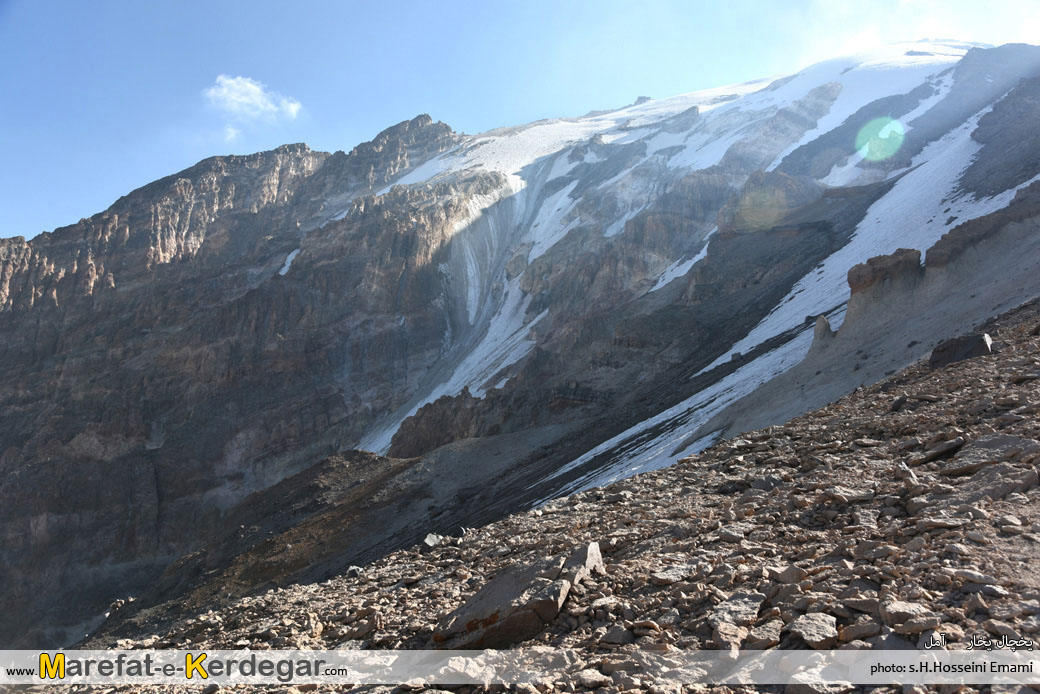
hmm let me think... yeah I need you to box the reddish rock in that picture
[846,248,921,294]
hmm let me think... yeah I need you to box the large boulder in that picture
[786,613,838,649]
[709,591,766,629]
[430,542,605,649]
[928,333,993,368]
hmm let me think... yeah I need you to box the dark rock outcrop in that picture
[962,76,1040,197]
[929,333,993,368]
[431,542,605,648]
[928,180,1040,266]
[388,388,500,459]
[680,178,1040,448]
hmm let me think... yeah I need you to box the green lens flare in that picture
[855,117,906,161]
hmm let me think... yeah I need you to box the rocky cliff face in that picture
[292,114,461,230]
[0,144,327,312]
[0,117,469,647]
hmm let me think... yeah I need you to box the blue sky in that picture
[1,0,1038,238]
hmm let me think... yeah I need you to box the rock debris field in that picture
[52,301,1040,693]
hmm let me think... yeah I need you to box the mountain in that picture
[3,40,1040,648]
[77,296,1040,674]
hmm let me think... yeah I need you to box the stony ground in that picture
[25,301,1040,693]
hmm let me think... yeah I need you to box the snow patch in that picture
[359,278,547,455]
[664,128,744,170]
[376,147,461,194]
[534,323,821,502]
[439,279,548,400]
[602,205,645,239]
[649,257,696,293]
[547,151,581,181]
[329,206,352,222]
[278,249,300,276]
[700,101,1039,377]
[821,72,955,187]
[766,42,968,172]
[649,227,716,292]
[526,180,580,261]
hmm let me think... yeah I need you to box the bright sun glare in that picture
[855,117,907,161]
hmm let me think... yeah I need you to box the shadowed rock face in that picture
[928,181,1040,267]
[717,171,824,232]
[0,116,471,647]
[776,81,937,180]
[384,180,888,465]
[961,77,1040,197]
[928,333,993,368]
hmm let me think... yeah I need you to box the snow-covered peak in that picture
[358,39,1038,464]
[366,38,1005,317]
[379,40,983,195]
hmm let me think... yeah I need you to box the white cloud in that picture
[204,75,302,122]
[223,125,241,142]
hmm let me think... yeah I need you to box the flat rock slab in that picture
[562,540,606,584]
[952,569,999,585]
[909,436,966,465]
[717,522,755,543]
[650,565,695,586]
[712,622,748,654]
[710,591,765,628]
[839,618,880,642]
[937,434,1040,476]
[822,486,874,503]
[843,596,880,615]
[907,462,1039,514]
[576,669,611,688]
[747,619,783,649]
[431,542,602,648]
[893,614,942,634]
[880,600,936,628]
[601,625,635,645]
[786,613,838,649]
[772,565,809,584]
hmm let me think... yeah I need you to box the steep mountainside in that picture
[3,41,1040,648]
[72,296,1040,694]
